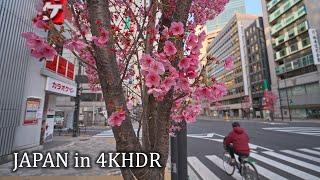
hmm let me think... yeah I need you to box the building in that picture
[206,14,258,118]
[245,17,271,118]
[261,0,320,119]
[55,73,107,127]
[0,0,77,162]
[206,0,246,33]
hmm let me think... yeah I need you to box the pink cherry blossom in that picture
[140,54,154,69]
[127,100,134,110]
[182,104,201,123]
[92,28,109,47]
[161,77,176,91]
[147,88,165,100]
[162,26,169,39]
[224,56,234,70]
[150,61,165,75]
[178,57,191,71]
[145,71,161,88]
[21,32,45,49]
[186,33,198,48]
[108,110,126,127]
[163,41,177,56]
[176,77,190,92]
[21,32,57,59]
[186,69,197,79]
[32,16,48,29]
[169,22,184,36]
[65,39,88,52]
[212,83,227,99]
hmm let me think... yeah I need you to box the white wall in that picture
[13,59,47,151]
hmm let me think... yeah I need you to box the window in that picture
[291,85,306,96]
[306,83,320,95]
[290,44,298,52]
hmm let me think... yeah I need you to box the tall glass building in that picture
[206,0,246,32]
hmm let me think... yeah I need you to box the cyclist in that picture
[223,122,250,165]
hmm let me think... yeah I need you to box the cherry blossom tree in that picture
[22,0,230,179]
[263,91,277,121]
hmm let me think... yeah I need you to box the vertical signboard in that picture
[309,29,320,65]
[23,98,41,125]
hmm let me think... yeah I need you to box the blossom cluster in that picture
[21,0,231,128]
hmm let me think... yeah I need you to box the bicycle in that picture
[222,151,259,180]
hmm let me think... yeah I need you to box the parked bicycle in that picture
[222,150,259,180]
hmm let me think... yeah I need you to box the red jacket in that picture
[224,127,250,155]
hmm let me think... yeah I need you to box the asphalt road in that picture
[187,119,320,180]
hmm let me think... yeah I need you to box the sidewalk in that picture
[0,133,171,179]
[0,136,121,176]
[197,115,320,123]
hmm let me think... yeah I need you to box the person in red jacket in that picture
[223,122,250,164]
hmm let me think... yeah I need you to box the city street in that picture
[187,119,320,180]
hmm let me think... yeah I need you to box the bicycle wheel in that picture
[241,161,259,180]
[222,152,235,175]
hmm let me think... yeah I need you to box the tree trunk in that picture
[87,0,192,179]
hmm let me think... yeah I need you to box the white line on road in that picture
[233,154,288,180]
[298,148,320,156]
[250,153,320,180]
[263,151,320,173]
[187,156,221,180]
[314,147,320,151]
[206,155,242,180]
[263,127,320,130]
[188,132,274,151]
[281,150,320,163]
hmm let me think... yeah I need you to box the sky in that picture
[245,0,263,15]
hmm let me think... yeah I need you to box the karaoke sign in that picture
[43,0,66,25]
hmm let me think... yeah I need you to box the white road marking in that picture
[188,132,273,151]
[263,151,320,173]
[263,127,320,130]
[250,153,320,180]
[281,150,320,163]
[263,127,320,136]
[187,156,221,180]
[298,148,320,156]
[234,154,288,180]
[314,147,320,151]
[206,155,242,180]
[254,164,288,180]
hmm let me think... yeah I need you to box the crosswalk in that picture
[188,147,320,180]
[262,127,320,136]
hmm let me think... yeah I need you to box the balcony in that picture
[276,54,314,74]
[269,0,302,23]
[272,21,309,47]
[271,5,307,35]
[267,0,283,12]
[275,37,311,61]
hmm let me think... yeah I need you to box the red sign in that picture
[43,0,66,25]
[45,55,75,80]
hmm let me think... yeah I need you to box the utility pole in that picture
[171,121,188,180]
[277,77,284,121]
[284,71,292,121]
[73,61,82,137]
